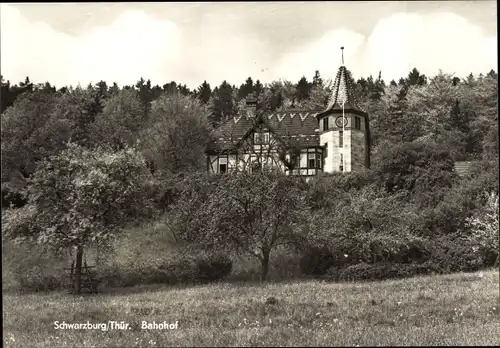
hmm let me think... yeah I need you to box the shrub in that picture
[194,253,233,283]
[464,192,499,265]
[372,140,457,200]
[322,238,489,282]
[2,240,67,293]
[299,246,336,276]
[326,262,440,282]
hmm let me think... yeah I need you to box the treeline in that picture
[1,67,498,292]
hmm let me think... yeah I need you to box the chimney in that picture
[245,93,257,118]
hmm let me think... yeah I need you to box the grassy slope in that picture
[3,270,500,347]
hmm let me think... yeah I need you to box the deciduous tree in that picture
[2,143,156,293]
[173,169,309,280]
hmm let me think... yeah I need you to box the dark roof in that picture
[320,65,366,117]
[208,109,323,153]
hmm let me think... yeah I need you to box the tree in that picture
[163,81,178,95]
[260,81,284,112]
[312,70,323,87]
[465,191,499,265]
[177,83,191,96]
[196,80,212,104]
[308,185,423,265]
[53,85,103,147]
[374,84,424,144]
[300,84,330,110]
[209,81,236,126]
[406,71,459,141]
[139,92,212,177]
[108,82,120,96]
[90,88,144,150]
[1,76,37,114]
[135,78,154,119]
[372,140,457,208]
[19,76,34,93]
[254,79,264,99]
[2,143,156,293]
[238,77,254,100]
[296,76,312,101]
[406,68,427,87]
[173,169,309,280]
[1,89,69,207]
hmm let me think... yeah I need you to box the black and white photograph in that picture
[1,1,498,347]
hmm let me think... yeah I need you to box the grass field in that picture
[3,269,500,347]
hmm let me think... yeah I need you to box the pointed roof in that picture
[318,48,366,117]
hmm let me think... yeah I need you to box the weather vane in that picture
[341,46,344,66]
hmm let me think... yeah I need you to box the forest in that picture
[1,67,498,293]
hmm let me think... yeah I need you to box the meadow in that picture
[3,269,499,347]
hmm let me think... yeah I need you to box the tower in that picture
[316,47,370,173]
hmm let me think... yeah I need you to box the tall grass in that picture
[3,269,499,347]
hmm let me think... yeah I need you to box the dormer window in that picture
[219,157,228,173]
[254,132,270,145]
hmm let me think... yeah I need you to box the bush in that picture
[322,236,490,282]
[325,262,440,282]
[194,253,233,283]
[2,240,67,293]
[229,247,303,282]
[300,246,336,276]
[96,252,233,288]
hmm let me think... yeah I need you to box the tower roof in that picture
[321,47,366,116]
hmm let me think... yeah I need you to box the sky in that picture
[0,2,497,90]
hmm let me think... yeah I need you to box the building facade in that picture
[206,59,371,178]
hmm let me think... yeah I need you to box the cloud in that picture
[275,29,366,82]
[277,11,497,83]
[1,5,496,90]
[365,12,497,80]
[1,5,181,87]
[176,12,275,88]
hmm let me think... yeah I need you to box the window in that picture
[253,133,261,144]
[355,116,361,130]
[339,154,344,172]
[263,133,269,144]
[322,117,329,131]
[254,132,269,144]
[290,154,298,167]
[308,153,316,169]
[316,153,323,169]
[219,157,227,173]
[339,131,344,147]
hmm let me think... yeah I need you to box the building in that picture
[206,49,371,178]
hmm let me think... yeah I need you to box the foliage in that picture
[1,90,62,187]
[172,169,309,280]
[299,246,336,276]
[307,185,424,266]
[372,140,457,207]
[1,67,498,290]
[90,88,145,150]
[465,192,499,263]
[139,92,212,177]
[2,143,156,250]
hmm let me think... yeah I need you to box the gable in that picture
[207,109,322,154]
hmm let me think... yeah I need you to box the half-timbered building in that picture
[206,52,371,179]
